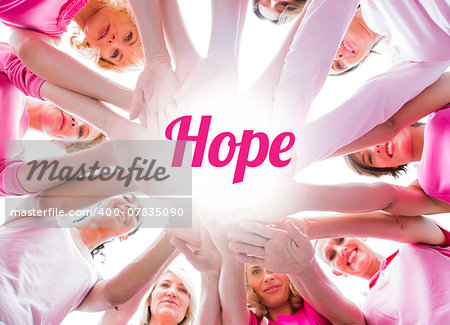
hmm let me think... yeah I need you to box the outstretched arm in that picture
[294,60,449,172]
[77,230,178,312]
[171,227,222,325]
[331,72,450,158]
[9,29,132,110]
[297,181,450,216]
[296,211,446,246]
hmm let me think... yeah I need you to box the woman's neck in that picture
[410,126,425,162]
[26,103,43,131]
[355,8,382,44]
[148,316,178,325]
[268,302,295,322]
[363,253,383,280]
[76,228,104,251]
[73,0,106,30]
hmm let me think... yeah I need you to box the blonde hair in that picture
[140,268,197,325]
[246,271,303,319]
[70,0,144,71]
[54,133,107,153]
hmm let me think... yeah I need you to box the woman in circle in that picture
[139,269,196,325]
[228,213,450,324]
[245,265,330,324]
[0,177,191,324]
[267,0,449,174]
[205,221,359,325]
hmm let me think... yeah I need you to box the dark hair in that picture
[252,0,306,24]
[344,122,425,178]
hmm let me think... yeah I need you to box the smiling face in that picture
[83,6,142,67]
[352,128,414,169]
[316,238,378,278]
[40,104,101,140]
[149,272,190,324]
[330,9,377,74]
[246,265,291,310]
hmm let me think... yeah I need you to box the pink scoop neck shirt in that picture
[0,0,89,37]
[0,43,45,196]
[248,301,331,325]
[418,105,450,204]
[272,0,450,172]
[362,225,450,324]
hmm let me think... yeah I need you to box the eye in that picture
[125,32,133,42]
[160,282,170,288]
[336,61,345,71]
[179,287,188,294]
[78,127,83,139]
[251,268,261,275]
[111,49,119,59]
[368,153,373,164]
[329,251,336,262]
[337,238,344,245]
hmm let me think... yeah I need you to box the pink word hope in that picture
[165,116,295,183]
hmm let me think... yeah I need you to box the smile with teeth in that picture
[341,40,355,54]
[98,24,110,40]
[263,284,281,294]
[347,249,357,265]
[386,141,393,157]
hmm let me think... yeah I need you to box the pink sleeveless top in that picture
[249,301,331,325]
[418,104,450,204]
[363,225,450,324]
[0,0,89,37]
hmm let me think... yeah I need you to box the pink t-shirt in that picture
[0,42,45,196]
[0,216,98,324]
[363,226,450,324]
[272,0,450,172]
[249,301,331,325]
[0,0,89,37]
[418,105,450,204]
[0,43,45,196]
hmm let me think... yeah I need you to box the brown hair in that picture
[344,122,425,178]
[70,0,144,71]
[252,0,307,24]
[246,270,303,319]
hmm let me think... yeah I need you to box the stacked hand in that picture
[130,58,179,131]
[227,220,315,274]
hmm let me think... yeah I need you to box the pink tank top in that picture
[418,104,450,204]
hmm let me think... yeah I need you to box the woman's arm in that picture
[229,221,365,325]
[77,230,178,312]
[39,81,149,140]
[294,60,449,172]
[9,29,132,109]
[171,227,222,325]
[272,0,359,129]
[297,182,450,216]
[208,221,249,325]
[331,72,450,157]
[297,211,446,246]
